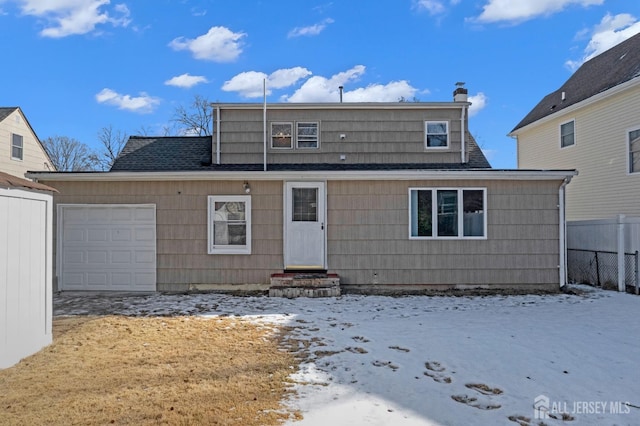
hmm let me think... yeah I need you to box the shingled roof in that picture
[110,133,491,172]
[0,107,18,122]
[511,31,640,132]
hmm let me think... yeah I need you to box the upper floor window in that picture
[425,121,448,148]
[629,127,640,173]
[11,134,23,160]
[409,188,486,239]
[271,122,293,149]
[296,122,319,148]
[271,121,320,150]
[560,120,575,148]
[208,195,251,254]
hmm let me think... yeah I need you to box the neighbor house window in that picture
[629,128,640,173]
[11,134,23,160]
[296,122,319,148]
[410,188,486,238]
[560,120,575,148]
[425,121,449,148]
[271,122,293,149]
[208,195,251,254]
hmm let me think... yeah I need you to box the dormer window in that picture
[11,134,23,160]
[425,121,449,149]
[271,122,293,149]
[296,122,319,148]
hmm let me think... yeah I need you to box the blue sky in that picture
[2,0,640,169]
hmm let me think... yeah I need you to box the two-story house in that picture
[29,88,575,294]
[510,32,640,222]
[0,107,54,178]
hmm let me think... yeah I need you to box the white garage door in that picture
[59,205,156,291]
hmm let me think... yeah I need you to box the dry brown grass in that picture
[0,315,302,426]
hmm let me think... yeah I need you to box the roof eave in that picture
[509,75,640,136]
[28,169,577,182]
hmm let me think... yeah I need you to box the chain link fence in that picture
[567,249,639,293]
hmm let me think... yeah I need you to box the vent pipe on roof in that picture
[561,91,566,102]
[339,86,344,103]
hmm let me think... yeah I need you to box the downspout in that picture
[460,104,467,164]
[216,105,221,165]
[558,176,572,287]
[263,79,267,171]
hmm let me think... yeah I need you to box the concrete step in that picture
[269,273,340,298]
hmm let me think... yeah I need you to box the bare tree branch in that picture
[41,136,99,171]
[171,95,212,136]
[97,125,128,171]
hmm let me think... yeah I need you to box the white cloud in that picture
[413,0,459,15]
[168,26,245,62]
[475,0,603,24]
[14,0,131,38]
[414,0,445,15]
[222,67,312,98]
[164,73,209,89]
[566,13,640,70]
[222,65,420,103]
[468,92,487,117]
[95,88,160,113]
[284,65,418,103]
[288,18,334,38]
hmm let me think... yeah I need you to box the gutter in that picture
[28,169,577,182]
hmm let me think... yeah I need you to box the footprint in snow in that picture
[465,383,503,395]
[424,361,452,383]
[451,394,501,410]
[346,346,368,354]
[352,336,370,343]
[371,360,399,371]
[389,345,410,353]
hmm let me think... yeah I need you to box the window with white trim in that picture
[629,127,640,173]
[409,188,486,238]
[296,122,319,148]
[11,134,23,160]
[560,120,575,148]
[271,122,293,149]
[425,121,449,148]
[208,195,251,254]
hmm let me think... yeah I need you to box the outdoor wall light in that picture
[243,181,251,194]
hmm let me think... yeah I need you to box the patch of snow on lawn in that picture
[54,286,640,425]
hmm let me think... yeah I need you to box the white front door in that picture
[284,182,326,270]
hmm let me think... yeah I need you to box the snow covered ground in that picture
[54,285,640,426]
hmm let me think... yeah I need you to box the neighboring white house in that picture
[0,107,54,178]
[0,172,55,369]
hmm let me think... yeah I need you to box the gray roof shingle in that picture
[0,107,18,122]
[111,132,491,172]
[512,31,640,132]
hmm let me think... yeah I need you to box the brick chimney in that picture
[453,82,468,102]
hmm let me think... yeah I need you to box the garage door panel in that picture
[87,251,108,264]
[59,205,156,291]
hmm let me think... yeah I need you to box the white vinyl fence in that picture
[0,187,53,369]
[567,215,640,293]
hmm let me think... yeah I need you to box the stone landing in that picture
[269,273,341,298]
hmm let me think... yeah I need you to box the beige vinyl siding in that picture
[43,177,562,292]
[45,180,284,292]
[216,107,463,165]
[517,83,640,220]
[328,179,560,291]
[0,110,52,178]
